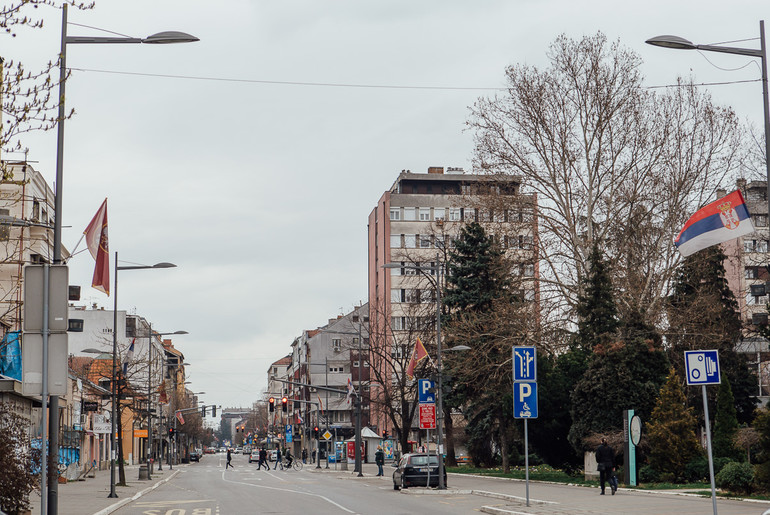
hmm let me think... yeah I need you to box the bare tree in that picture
[468,32,748,339]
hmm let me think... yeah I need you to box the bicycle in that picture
[284,458,303,471]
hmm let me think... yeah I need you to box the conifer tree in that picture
[668,246,757,423]
[713,373,741,460]
[646,369,702,481]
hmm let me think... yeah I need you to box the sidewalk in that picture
[29,463,180,515]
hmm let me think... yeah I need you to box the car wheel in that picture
[401,476,408,489]
[393,480,400,491]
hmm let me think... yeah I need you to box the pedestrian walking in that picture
[226,448,234,469]
[257,447,268,470]
[302,448,308,464]
[375,446,384,476]
[274,447,283,470]
[595,438,616,495]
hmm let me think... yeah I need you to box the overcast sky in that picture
[5,0,769,414]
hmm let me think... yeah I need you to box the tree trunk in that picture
[444,409,457,467]
[498,415,510,473]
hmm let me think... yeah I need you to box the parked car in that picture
[248,451,260,463]
[235,447,243,454]
[189,449,201,462]
[392,453,446,490]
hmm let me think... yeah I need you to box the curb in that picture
[92,470,180,515]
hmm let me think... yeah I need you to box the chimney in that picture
[427,167,444,174]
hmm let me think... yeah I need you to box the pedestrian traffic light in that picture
[281,397,288,412]
[268,397,275,412]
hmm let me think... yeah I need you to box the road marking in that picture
[221,475,354,513]
[135,499,214,507]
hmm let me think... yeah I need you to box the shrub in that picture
[639,465,660,483]
[715,461,753,494]
[684,455,709,482]
[713,456,732,475]
[0,403,39,514]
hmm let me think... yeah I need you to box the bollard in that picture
[138,464,149,480]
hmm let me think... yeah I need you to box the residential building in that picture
[367,166,538,443]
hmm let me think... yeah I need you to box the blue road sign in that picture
[418,378,436,404]
[513,346,537,381]
[513,381,538,419]
[684,350,720,385]
[286,424,293,443]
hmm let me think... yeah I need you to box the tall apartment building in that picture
[367,167,539,440]
[722,179,770,403]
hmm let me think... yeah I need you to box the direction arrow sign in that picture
[419,403,436,430]
[513,381,538,419]
[684,350,720,385]
[418,379,436,404]
[513,346,537,381]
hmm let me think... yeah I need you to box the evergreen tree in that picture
[668,246,757,423]
[713,374,741,461]
[575,243,620,352]
[753,408,770,488]
[442,222,523,472]
[646,369,702,481]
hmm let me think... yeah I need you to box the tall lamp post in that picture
[49,7,196,511]
[646,21,770,226]
[384,254,468,490]
[109,256,176,498]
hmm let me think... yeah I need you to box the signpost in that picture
[685,350,721,515]
[419,404,436,430]
[513,346,537,507]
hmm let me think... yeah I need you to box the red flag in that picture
[176,411,185,425]
[406,337,430,380]
[83,199,109,295]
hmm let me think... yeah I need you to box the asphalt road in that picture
[110,453,770,515]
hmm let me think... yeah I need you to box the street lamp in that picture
[646,22,770,228]
[109,257,176,498]
[383,254,468,490]
[47,7,195,510]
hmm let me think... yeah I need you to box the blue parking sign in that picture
[418,379,436,404]
[513,346,537,381]
[684,350,720,385]
[513,381,538,419]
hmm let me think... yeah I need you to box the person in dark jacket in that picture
[595,438,615,495]
[375,446,385,476]
[257,447,268,470]
[226,448,234,469]
[274,447,283,470]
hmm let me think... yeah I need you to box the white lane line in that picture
[221,473,354,513]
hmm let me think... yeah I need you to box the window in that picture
[449,208,461,221]
[435,235,445,249]
[748,189,767,202]
[434,208,445,220]
[745,239,769,253]
[746,267,759,279]
[390,234,401,248]
[329,366,343,373]
[419,208,431,221]
[391,344,405,358]
[747,292,767,305]
[463,208,475,221]
[405,262,418,275]
[332,339,341,350]
[755,215,768,227]
[391,316,405,330]
[405,289,420,303]
[32,201,40,221]
[523,264,535,277]
[404,234,416,248]
[389,208,401,221]
[404,208,417,221]
[419,234,432,248]
[493,210,505,222]
[391,289,404,303]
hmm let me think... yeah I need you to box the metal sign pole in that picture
[524,418,529,507]
[702,384,718,515]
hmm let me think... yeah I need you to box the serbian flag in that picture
[405,337,430,380]
[83,199,110,295]
[122,338,135,375]
[675,190,754,257]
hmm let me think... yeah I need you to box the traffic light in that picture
[212,405,217,417]
[382,429,388,439]
[169,427,175,438]
[268,397,275,412]
[281,397,288,412]
[313,426,319,438]
[201,406,207,417]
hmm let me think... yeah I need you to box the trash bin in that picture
[138,464,150,480]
